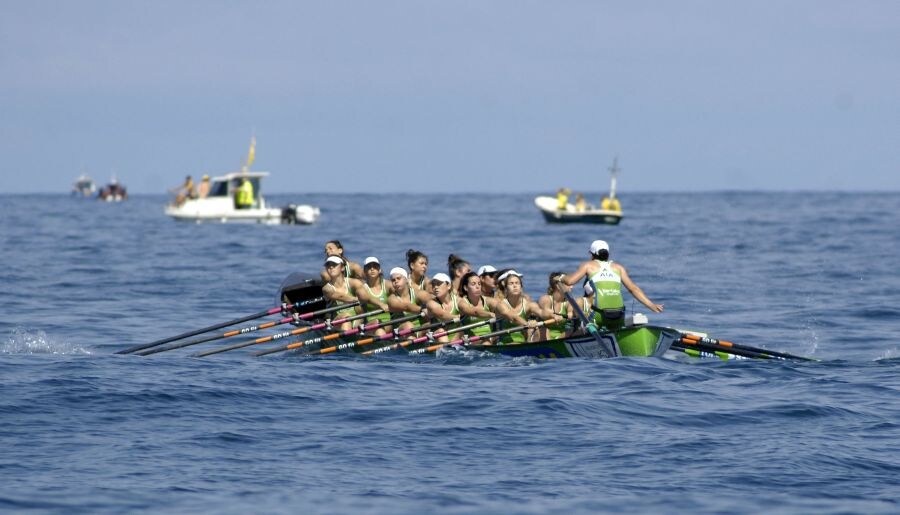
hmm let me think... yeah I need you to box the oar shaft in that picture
[254,311,419,357]
[202,308,385,358]
[680,333,813,361]
[677,338,773,360]
[410,318,553,355]
[115,296,324,355]
[311,314,437,356]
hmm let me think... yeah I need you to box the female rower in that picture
[387,267,434,332]
[320,240,364,282]
[538,272,572,340]
[457,271,500,342]
[406,249,430,290]
[423,273,461,342]
[477,265,498,298]
[495,270,543,344]
[322,255,363,331]
[447,254,471,293]
[357,257,392,336]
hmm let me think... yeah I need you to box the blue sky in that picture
[2,1,897,194]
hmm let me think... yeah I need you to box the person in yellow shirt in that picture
[575,193,586,212]
[556,188,571,210]
[235,177,254,209]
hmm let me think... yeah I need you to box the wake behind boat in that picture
[536,157,623,224]
[164,138,320,225]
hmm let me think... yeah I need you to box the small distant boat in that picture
[71,174,97,197]
[535,157,623,225]
[164,138,320,225]
[97,176,128,202]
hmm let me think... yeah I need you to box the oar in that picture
[676,337,776,360]
[115,296,325,355]
[194,308,387,357]
[679,333,816,361]
[563,291,620,357]
[134,301,359,356]
[303,316,450,357]
[670,343,732,361]
[408,318,555,355]
[254,312,423,357]
[363,318,495,356]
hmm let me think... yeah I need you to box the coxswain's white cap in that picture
[497,270,523,282]
[364,256,380,266]
[477,265,497,276]
[389,267,408,279]
[325,256,343,265]
[431,272,451,284]
[590,240,609,254]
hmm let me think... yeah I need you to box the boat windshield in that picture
[209,181,228,197]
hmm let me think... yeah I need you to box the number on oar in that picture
[676,337,775,360]
[563,291,620,357]
[115,296,325,355]
[376,318,505,356]
[197,308,393,357]
[298,315,445,357]
[680,333,816,361]
[254,312,424,357]
[407,318,555,356]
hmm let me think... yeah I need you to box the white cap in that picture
[477,265,497,276]
[431,272,451,284]
[590,240,609,254]
[497,270,523,282]
[389,267,408,279]
[325,256,343,265]
[583,281,595,295]
[364,256,380,267]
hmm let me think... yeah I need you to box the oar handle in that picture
[416,318,555,355]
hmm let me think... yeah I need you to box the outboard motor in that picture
[280,204,298,225]
[277,272,327,324]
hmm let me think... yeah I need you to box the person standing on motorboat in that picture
[558,239,663,331]
[235,176,254,209]
[556,187,571,210]
[171,175,195,205]
[197,175,211,199]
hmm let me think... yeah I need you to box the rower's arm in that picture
[425,300,456,322]
[618,265,664,313]
[323,283,356,303]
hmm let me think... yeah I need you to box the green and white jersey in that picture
[363,278,391,323]
[590,260,624,311]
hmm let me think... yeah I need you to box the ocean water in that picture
[2,192,899,514]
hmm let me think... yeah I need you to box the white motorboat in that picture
[164,171,320,225]
[534,157,623,225]
[72,174,97,197]
[164,138,320,225]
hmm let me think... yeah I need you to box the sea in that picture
[2,192,899,514]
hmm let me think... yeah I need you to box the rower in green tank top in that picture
[320,240,363,283]
[539,271,571,340]
[359,256,392,336]
[387,267,433,331]
[557,239,664,331]
[424,273,461,343]
[457,271,498,340]
[406,248,430,293]
[495,270,543,345]
[322,255,364,332]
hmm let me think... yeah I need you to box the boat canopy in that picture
[207,171,270,199]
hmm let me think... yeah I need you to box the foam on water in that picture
[2,327,92,355]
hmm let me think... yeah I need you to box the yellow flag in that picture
[246,137,256,168]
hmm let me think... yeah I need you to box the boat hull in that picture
[165,199,319,225]
[534,196,622,225]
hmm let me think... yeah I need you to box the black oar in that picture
[192,306,384,358]
[134,301,356,356]
[563,291,620,357]
[676,337,776,360]
[680,333,816,361]
[116,296,324,355]
[254,312,423,357]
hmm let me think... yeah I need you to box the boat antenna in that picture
[608,156,621,200]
